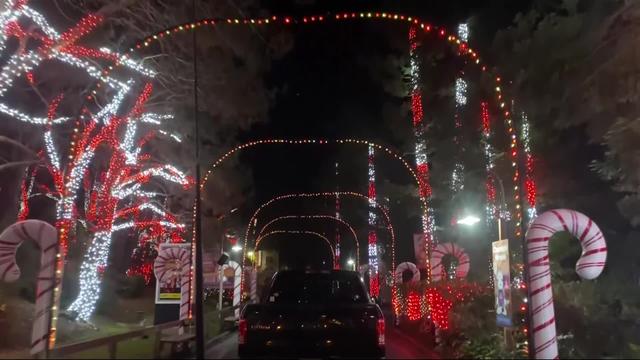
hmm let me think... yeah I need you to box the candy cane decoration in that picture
[430,242,470,282]
[223,260,242,319]
[249,267,258,303]
[154,246,191,320]
[526,209,607,359]
[394,262,420,284]
[0,220,57,355]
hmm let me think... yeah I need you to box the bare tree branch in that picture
[0,135,39,158]
[0,160,41,172]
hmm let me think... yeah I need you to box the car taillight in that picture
[238,319,247,345]
[377,318,385,346]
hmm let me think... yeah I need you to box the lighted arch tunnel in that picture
[242,191,396,276]
[257,215,360,268]
[194,139,416,269]
[254,230,336,268]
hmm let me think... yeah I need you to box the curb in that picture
[205,330,232,348]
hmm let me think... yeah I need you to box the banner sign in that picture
[155,243,191,304]
[492,239,513,327]
[413,234,428,269]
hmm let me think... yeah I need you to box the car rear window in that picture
[266,272,369,304]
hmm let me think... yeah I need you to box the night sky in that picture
[224,0,535,270]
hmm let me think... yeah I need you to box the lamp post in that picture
[491,170,508,241]
[347,258,355,271]
[215,208,238,314]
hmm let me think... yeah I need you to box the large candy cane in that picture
[154,246,191,320]
[394,262,420,284]
[430,242,470,282]
[526,209,607,359]
[0,220,57,355]
[223,260,242,319]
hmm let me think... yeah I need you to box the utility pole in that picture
[191,0,204,357]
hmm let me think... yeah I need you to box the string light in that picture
[481,102,498,221]
[407,291,422,321]
[256,214,359,268]
[368,144,379,297]
[255,230,335,267]
[457,23,469,43]
[408,25,434,288]
[335,162,341,269]
[239,191,396,293]
[520,111,537,223]
[454,78,468,106]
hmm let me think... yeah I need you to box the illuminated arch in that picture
[255,230,336,268]
[243,191,396,271]
[257,215,360,268]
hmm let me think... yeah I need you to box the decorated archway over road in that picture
[257,215,360,268]
[242,191,396,281]
[255,230,336,268]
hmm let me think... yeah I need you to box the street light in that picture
[231,244,243,252]
[347,258,355,271]
[457,215,481,226]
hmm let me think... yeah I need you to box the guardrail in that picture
[47,305,242,359]
[49,319,187,359]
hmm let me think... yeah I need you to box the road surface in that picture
[206,324,439,359]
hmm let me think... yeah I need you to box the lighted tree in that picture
[0,0,192,322]
[66,86,192,320]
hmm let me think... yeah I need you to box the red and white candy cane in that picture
[0,220,57,355]
[394,262,420,284]
[223,260,242,319]
[526,209,607,359]
[154,246,191,320]
[430,242,470,282]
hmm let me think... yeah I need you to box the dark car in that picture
[238,270,386,358]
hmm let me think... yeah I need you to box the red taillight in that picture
[238,319,247,345]
[377,318,385,346]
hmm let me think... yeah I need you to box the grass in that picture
[65,336,160,359]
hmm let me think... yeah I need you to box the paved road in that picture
[206,325,438,359]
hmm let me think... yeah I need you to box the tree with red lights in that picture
[0,0,193,324]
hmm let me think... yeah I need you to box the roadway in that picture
[206,322,439,359]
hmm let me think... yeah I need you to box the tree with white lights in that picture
[0,0,192,322]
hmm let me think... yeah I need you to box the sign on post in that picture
[492,239,513,327]
[155,243,191,304]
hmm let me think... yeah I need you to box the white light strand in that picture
[0,102,69,124]
[94,80,132,125]
[67,231,113,321]
[159,130,182,143]
[44,130,60,170]
[457,23,469,43]
[367,144,379,294]
[521,111,531,154]
[121,120,139,165]
[455,78,467,106]
[98,48,156,78]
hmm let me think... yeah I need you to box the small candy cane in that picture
[0,220,57,355]
[430,242,470,282]
[154,246,191,320]
[394,262,420,284]
[223,260,242,319]
[526,209,607,359]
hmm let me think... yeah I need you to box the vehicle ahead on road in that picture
[238,270,385,358]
